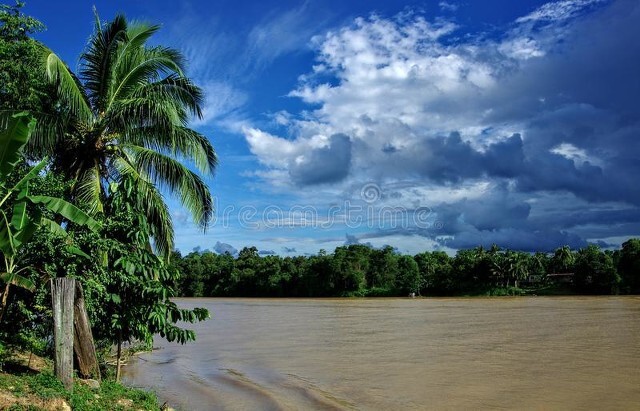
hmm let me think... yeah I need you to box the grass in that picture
[69,379,159,411]
[0,358,160,410]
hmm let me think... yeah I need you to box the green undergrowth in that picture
[0,367,160,410]
[482,286,527,296]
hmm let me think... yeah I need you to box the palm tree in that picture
[490,252,508,287]
[552,245,575,273]
[31,12,216,258]
[509,252,529,288]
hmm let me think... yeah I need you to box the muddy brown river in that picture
[122,297,640,410]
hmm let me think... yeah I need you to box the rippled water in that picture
[122,297,640,410]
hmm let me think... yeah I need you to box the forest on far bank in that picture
[172,239,640,298]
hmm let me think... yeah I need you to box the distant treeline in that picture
[171,239,640,297]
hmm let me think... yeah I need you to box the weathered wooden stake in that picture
[51,277,75,391]
[115,330,123,382]
[73,282,101,381]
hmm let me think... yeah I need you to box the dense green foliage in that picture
[174,242,640,297]
[0,1,52,114]
[618,239,640,294]
[0,113,99,323]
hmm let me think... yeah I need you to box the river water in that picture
[122,297,640,410]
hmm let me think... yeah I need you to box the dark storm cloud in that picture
[429,197,588,252]
[410,133,527,184]
[382,143,398,154]
[289,133,352,185]
[457,192,531,231]
[438,228,588,253]
[528,207,640,230]
[406,123,640,209]
[411,1,640,205]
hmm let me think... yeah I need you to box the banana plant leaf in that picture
[40,218,67,236]
[66,245,91,260]
[13,209,41,250]
[11,200,28,231]
[0,215,13,256]
[0,113,35,178]
[28,195,101,232]
[0,272,35,292]
[11,158,47,197]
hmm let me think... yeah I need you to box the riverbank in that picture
[0,350,161,410]
[462,283,578,296]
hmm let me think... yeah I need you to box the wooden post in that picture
[116,333,122,382]
[73,282,101,381]
[51,277,75,391]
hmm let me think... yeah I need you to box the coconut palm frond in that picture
[108,97,183,132]
[74,165,104,214]
[81,12,128,112]
[123,145,213,228]
[137,180,174,258]
[45,53,93,124]
[112,155,174,258]
[108,48,189,110]
[122,125,216,175]
[133,74,204,119]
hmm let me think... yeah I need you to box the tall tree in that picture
[396,255,420,295]
[508,251,529,288]
[26,11,216,258]
[551,245,575,273]
[414,251,452,295]
[0,1,51,113]
[367,246,398,291]
[574,245,620,294]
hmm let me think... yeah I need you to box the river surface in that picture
[122,297,640,410]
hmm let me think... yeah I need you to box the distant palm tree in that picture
[33,12,217,258]
[491,251,529,288]
[552,245,575,273]
[509,252,529,288]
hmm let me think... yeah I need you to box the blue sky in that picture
[22,0,640,256]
